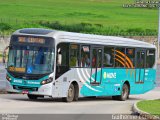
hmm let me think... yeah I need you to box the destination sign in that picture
[18,37,45,44]
[10,35,54,47]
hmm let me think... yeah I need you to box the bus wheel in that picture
[62,83,75,102]
[27,94,38,100]
[73,83,79,101]
[117,83,129,101]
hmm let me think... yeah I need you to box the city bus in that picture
[4,28,157,102]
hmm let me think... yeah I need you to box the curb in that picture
[132,101,160,120]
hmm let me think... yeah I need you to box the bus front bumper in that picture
[6,81,53,96]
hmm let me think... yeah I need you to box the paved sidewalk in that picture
[0,63,6,90]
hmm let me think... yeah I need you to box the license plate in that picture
[22,90,29,94]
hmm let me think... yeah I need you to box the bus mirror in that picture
[2,46,9,68]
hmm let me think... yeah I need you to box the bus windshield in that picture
[7,45,55,74]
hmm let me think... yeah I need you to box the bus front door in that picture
[135,49,146,84]
[90,47,103,85]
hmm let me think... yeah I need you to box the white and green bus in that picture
[5,28,157,102]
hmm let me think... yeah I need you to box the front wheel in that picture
[62,84,75,102]
[117,83,129,101]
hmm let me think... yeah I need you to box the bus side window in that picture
[80,45,90,67]
[57,43,69,66]
[136,50,145,68]
[146,49,155,68]
[69,44,80,67]
[56,43,69,79]
[126,48,135,68]
[103,47,114,67]
[115,48,126,68]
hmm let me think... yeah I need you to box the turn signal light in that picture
[41,77,53,85]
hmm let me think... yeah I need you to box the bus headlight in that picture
[41,77,53,85]
[6,75,11,82]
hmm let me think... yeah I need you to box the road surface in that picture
[0,88,159,114]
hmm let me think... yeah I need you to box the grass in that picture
[137,100,160,115]
[0,0,158,35]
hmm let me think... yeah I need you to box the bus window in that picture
[35,48,45,64]
[136,50,146,68]
[57,43,69,66]
[115,48,125,68]
[126,48,135,68]
[56,43,69,79]
[81,45,90,67]
[7,46,54,74]
[69,44,80,67]
[146,49,155,68]
[103,47,114,67]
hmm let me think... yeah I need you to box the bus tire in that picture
[62,83,75,102]
[27,94,38,100]
[73,83,79,101]
[117,83,129,101]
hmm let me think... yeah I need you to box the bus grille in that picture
[13,85,38,91]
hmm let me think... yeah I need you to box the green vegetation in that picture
[0,54,2,62]
[137,100,160,115]
[0,0,158,35]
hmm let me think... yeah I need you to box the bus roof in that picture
[13,28,156,49]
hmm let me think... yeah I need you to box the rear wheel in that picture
[117,83,129,101]
[62,84,75,102]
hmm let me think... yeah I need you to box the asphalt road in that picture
[0,88,160,114]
